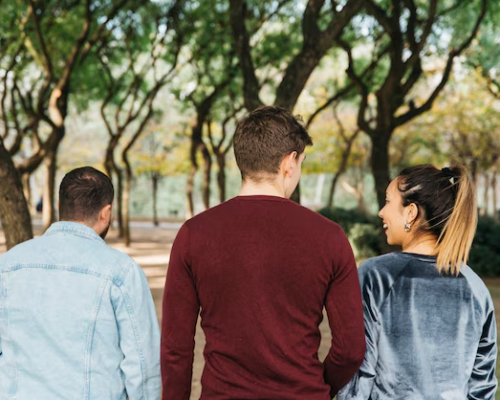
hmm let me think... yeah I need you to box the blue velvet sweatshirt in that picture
[339,252,497,400]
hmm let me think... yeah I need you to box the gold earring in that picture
[404,221,411,232]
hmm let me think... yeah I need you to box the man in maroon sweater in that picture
[161,106,365,399]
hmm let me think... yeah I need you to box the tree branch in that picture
[395,0,487,127]
[229,0,263,110]
[274,0,363,109]
[339,39,374,135]
[27,0,54,79]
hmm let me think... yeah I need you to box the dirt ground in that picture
[0,222,333,399]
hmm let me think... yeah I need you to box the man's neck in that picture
[239,179,285,198]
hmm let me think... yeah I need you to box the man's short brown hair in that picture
[59,166,114,223]
[233,106,313,181]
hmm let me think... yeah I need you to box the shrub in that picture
[469,217,500,277]
[348,223,381,261]
[318,207,380,263]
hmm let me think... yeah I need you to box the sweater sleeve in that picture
[467,296,498,400]
[323,230,365,397]
[161,224,200,400]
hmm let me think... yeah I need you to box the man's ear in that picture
[281,152,297,177]
[100,204,112,222]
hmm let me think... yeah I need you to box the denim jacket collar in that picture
[45,221,105,244]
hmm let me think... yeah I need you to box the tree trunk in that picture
[290,183,300,203]
[187,120,213,216]
[369,133,392,211]
[186,164,196,220]
[201,144,212,210]
[470,158,478,187]
[42,149,57,231]
[105,142,124,237]
[21,172,32,214]
[115,168,124,238]
[327,136,357,208]
[483,173,490,216]
[216,155,226,203]
[328,174,341,208]
[122,159,133,247]
[369,132,394,253]
[0,140,33,249]
[152,173,159,226]
[356,179,365,213]
[492,169,498,222]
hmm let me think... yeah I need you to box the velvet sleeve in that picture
[338,259,390,400]
[467,296,498,400]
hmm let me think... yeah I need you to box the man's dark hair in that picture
[59,166,114,223]
[233,106,313,181]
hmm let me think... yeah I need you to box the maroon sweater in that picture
[161,195,365,399]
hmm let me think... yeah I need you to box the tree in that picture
[206,102,244,203]
[133,124,190,226]
[306,101,361,208]
[0,142,33,249]
[0,0,139,238]
[393,71,500,218]
[229,0,363,203]
[97,0,184,245]
[340,0,488,210]
[171,0,240,218]
[0,5,33,246]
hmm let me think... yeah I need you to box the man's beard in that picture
[100,220,111,240]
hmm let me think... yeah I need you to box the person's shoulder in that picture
[358,253,411,281]
[357,253,414,307]
[461,266,493,306]
[287,202,346,233]
[183,199,233,227]
[0,236,39,265]
[96,244,142,278]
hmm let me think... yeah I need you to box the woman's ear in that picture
[407,203,419,224]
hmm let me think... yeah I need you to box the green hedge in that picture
[318,208,500,276]
[469,216,500,277]
[318,207,381,261]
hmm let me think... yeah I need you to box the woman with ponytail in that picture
[339,164,497,400]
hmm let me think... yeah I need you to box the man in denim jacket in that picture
[0,167,160,399]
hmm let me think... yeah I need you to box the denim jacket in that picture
[0,221,160,400]
[338,252,498,400]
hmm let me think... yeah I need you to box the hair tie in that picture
[441,167,455,185]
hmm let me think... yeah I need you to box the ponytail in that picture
[435,165,477,275]
[397,164,478,275]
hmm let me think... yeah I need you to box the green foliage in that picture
[469,217,500,277]
[348,223,381,261]
[132,123,191,177]
[318,207,381,262]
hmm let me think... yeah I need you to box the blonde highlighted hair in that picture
[397,164,477,275]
